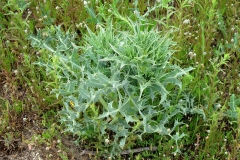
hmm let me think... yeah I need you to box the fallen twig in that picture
[79,146,158,156]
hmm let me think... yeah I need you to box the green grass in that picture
[0,0,239,159]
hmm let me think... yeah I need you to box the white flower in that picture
[14,70,18,75]
[237,87,240,92]
[133,10,139,15]
[188,51,195,59]
[96,24,100,29]
[184,31,189,36]
[105,139,110,144]
[119,41,124,47]
[76,23,83,28]
[183,19,190,24]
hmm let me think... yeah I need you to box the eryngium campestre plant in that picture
[29,20,203,156]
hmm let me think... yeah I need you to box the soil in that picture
[0,76,90,160]
[0,118,91,160]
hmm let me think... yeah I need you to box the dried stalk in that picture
[79,146,158,156]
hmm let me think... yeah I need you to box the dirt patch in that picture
[1,149,43,160]
[0,73,92,160]
[0,126,91,160]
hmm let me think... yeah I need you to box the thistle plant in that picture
[29,18,204,156]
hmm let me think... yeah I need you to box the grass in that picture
[0,0,239,159]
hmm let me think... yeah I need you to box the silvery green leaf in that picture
[152,81,169,104]
[156,124,168,135]
[117,118,131,128]
[190,108,206,120]
[97,72,110,84]
[227,94,240,120]
[171,119,185,132]
[124,115,137,123]
[172,132,187,141]
[138,81,151,100]
[74,103,89,112]
[106,124,118,132]
[119,137,126,149]
[65,81,77,92]
[78,88,90,100]
[86,78,105,88]
[116,128,129,138]
[98,101,118,119]
[228,94,239,112]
